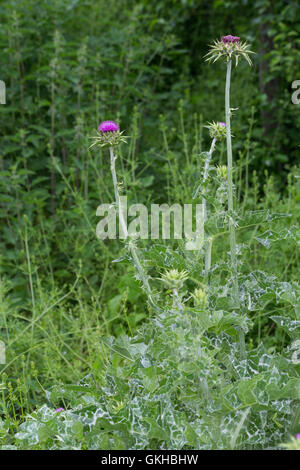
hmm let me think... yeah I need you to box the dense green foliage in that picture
[0,0,299,450]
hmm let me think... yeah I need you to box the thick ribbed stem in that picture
[172,287,184,312]
[110,147,128,238]
[225,60,245,358]
[109,146,159,311]
[203,137,216,276]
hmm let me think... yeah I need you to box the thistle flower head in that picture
[205,36,254,66]
[89,120,128,149]
[55,408,64,413]
[160,269,188,290]
[206,121,227,140]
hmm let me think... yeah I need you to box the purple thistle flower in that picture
[55,407,64,413]
[98,120,119,133]
[219,122,226,127]
[296,433,300,440]
[221,35,240,44]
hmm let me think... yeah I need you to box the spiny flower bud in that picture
[216,165,228,180]
[205,36,254,67]
[206,121,227,140]
[192,288,208,308]
[160,269,188,290]
[89,120,128,149]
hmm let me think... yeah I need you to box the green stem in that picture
[225,61,237,289]
[109,147,160,312]
[172,287,184,312]
[205,237,213,275]
[292,401,300,432]
[203,137,216,276]
[225,60,245,358]
[109,147,128,238]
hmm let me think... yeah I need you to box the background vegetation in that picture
[0,0,299,449]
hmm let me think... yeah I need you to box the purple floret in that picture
[55,408,64,412]
[219,122,226,127]
[98,121,119,133]
[221,35,240,44]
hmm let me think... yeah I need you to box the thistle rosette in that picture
[90,120,128,148]
[206,121,227,140]
[205,35,254,66]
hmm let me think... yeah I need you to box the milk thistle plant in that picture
[91,121,159,311]
[206,36,254,356]
[8,102,300,453]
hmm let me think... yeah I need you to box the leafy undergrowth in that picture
[1,155,300,450]
[2,265,299,450]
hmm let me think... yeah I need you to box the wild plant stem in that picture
[109,147,160,312]
[292,401,300,432]
[24,221,36,367]
[203,138,216,276]
[225,60,245,358]
[172,288,184,312]
[109,147,128,238]
[24,225,35,312]
[50,68,56,216]
[205,237,213,275]
[225,61,237,290]
[179,100,190,165]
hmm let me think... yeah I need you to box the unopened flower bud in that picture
[160,269,188,290]
[192,288,208,308]
[216,165,228,180]
[206,121,227,140]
